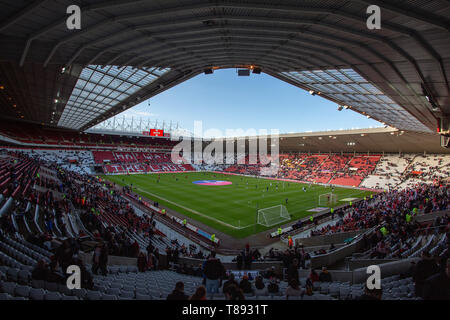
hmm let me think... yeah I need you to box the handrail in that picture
[34,204,43,234]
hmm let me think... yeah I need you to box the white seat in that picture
[86,290,102,300]
[45,281,58,292]
[73,288,87,299]
[0,282,16,295]
[14,285,31,298]
[136,293,152,300]
[29,288,45,300]
[44,292,62,300]
[119,290,135,299]
[0,293,10,300]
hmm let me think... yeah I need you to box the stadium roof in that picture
[224,127,450,153]
[0,0,449,133]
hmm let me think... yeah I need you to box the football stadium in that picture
[0,0,449,309]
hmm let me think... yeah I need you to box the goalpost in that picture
[318,193,338,206]
[257,205,290,227]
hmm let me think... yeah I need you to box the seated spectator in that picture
[304,278,314,296]
[32,259,50,281]
[319,267,332,282]
[46,259,65,283]
[166,281,189,300]
[225,284,245,300]
[254,276,268,296]
[264,266,277,279]
[285,279,303,299]
[189,285,207,300]
[223,273,239,295]
[239,274,253,294]
[371,240,389,259]
[358,283,383,300]
[267,278,280,295]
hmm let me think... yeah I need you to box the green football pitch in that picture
[103,172,374,238]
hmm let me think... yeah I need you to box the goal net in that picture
[318,193,338,206]
[257,205,290,227]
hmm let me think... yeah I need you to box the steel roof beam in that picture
[18,0,173,66]
[57,8,446,87]
[0,0,49,33]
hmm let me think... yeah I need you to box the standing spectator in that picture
[203,251,225,295]
[412,251,440,298]
[244,250,252,270]
[422,258,450,300]
[286,258,299,284]
[137,252,147,272]
[130,240,139,258]
[236,252,243,270]
[92,242,108,276]
[55,239,74,273]
[71,257,94,290]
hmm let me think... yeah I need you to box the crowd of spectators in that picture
[310,182,449,238]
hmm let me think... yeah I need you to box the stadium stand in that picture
[361,154,415,190]
[0,0,449,305]
[276,153,381,187]
[0,148,447,301]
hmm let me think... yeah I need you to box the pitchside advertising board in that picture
[142,129,170,137]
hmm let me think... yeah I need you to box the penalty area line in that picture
[135,187,253,230]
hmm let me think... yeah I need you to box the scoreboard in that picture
[142,129,165,137]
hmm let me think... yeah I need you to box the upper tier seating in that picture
[10,149,94,175]
[277,154,381,186]
[0,119,177,150]
[361,154,414,190]
[93,151,195,174]
[328,155,381,186]
[396,154,450,189]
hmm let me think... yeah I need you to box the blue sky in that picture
[117,68,382,137]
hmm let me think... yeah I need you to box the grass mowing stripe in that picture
[103,172,375,238]
[135,187,250,229]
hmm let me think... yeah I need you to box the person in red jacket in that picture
[309,269,320,283]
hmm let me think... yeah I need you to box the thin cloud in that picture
[119,110,159,118]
